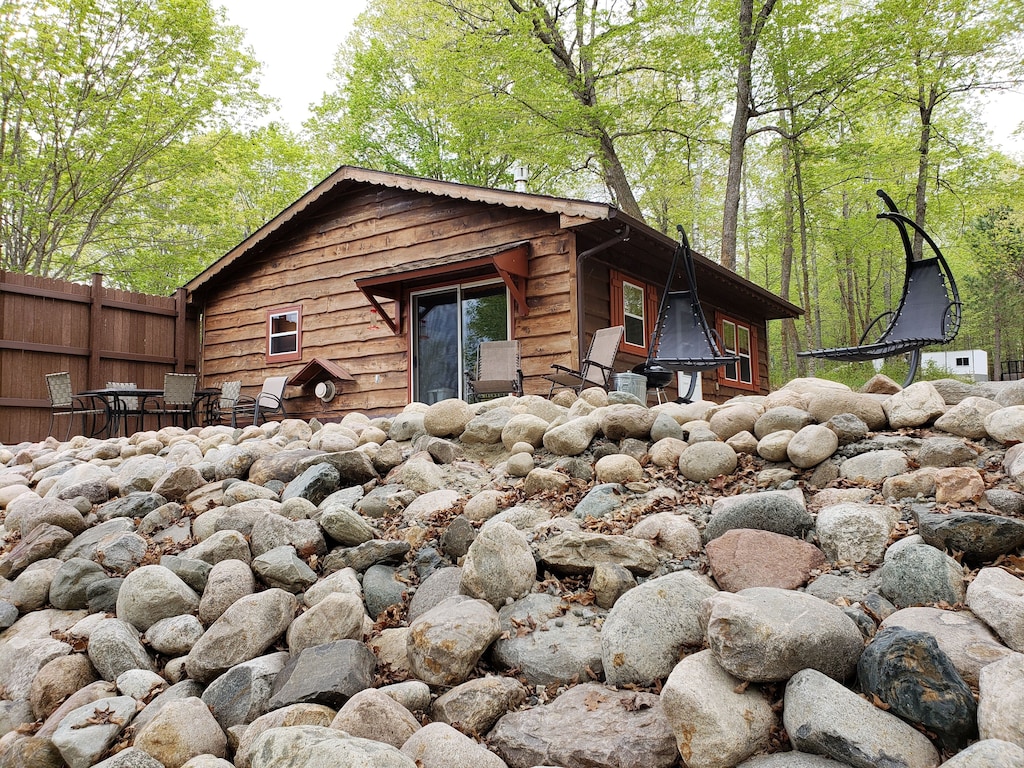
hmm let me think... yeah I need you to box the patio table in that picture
[80,386,219,436]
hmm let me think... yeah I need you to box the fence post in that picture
[174,287,188,373]
[89,273,104,388]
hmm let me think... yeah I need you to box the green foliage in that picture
[3,0,1024,358]
[101,125,318,294]
[0,0,267,283]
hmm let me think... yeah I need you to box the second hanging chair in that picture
[633,225,740,402]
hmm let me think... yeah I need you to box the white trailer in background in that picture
[920,350,989,381]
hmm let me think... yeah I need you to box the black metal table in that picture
[80,387,220,436]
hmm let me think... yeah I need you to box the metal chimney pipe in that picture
[513,163,529,193]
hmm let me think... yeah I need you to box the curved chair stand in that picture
[798,190,962,388]
[634,225,739,403]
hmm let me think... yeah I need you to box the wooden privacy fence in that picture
[0,271,199,444]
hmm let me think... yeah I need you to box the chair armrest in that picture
[548,364,583,377]
[72,394,103,410]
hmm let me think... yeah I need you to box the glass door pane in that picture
[461,284,508,390]
[413,290,459,404]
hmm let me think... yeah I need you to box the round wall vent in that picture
[314,380,336,402]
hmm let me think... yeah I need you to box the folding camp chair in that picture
[633,226,740,403]
[467,340,523,402]
[544,325,624,396]
[798,189,962,388]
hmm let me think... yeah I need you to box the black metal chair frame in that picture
[45,372,107,440]
[232,376,288,426]
[105,381,148,436]
[633,225,740,403]
[149,373,198,429]
[798,189,962,388]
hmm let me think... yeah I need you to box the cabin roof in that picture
[184,165,802,319]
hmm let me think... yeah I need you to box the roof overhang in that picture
[353,242,530,333]
[182,164,802,323]
[569,217,803,321]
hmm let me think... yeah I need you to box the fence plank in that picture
[0,271,198,444]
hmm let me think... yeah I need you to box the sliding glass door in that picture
[412,282,508,403]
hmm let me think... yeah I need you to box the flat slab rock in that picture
[488,683,677,768]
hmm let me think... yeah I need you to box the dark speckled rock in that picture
[267,639,376,709]
[857,626,977,752]
[280,462,340,506]
[916,509,1024,563]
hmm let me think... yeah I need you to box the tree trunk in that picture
[720,0,776,271]
[913,87,937,260]
[596,127,643,219]
[779,141,796,379]
[721,65,751,271]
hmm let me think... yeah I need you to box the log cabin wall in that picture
[195,186,578,419]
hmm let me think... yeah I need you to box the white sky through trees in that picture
[219,0,1021,153]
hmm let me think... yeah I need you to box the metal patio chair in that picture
[467,340,523,402]
[151,373,198,428]
[211,380,243,427]
[106,381,147,436]
[235,375,288,426]
[45,372,106,440]
[544,325,624,396]
[633,225,740,403]
[798,189,962,388]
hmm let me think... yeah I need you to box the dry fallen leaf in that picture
[71,704,124,729]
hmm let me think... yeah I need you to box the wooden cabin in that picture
[184,166,802,420]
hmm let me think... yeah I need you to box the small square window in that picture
[267,306,301,362]
[622,281,646,347]
[955,357,969,367]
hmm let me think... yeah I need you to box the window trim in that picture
[717,313,758,392]
[610,270,659,356]
[266,306,302,362]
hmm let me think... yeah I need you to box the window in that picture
[267,306,301,362]
[610,270,659,355]
[955,356,969,367]
[718,314,757,391]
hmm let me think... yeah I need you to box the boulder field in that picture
[2,375,1024,768]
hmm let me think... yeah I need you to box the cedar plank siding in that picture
[197,186,574,418]
[187,167,801,419]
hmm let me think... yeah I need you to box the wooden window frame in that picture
[266,306,302,363]
[717,313,757,391]
[610,270,659,356]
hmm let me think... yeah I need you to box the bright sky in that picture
[218,0,1021,153]
[217,0,368,130]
